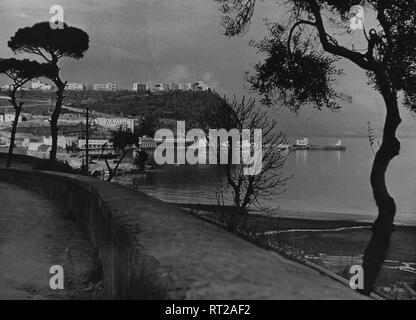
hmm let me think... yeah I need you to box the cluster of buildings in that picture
[93,83,118,91]
[93,117,135,132]
[0,81,53,91]
[132,80,212,92]
[66,82,88,91]
[64,80,213,92]
[1,108,137,159]
[31,80,53,91]
[1,115,136,165]
[24,135,114,163]
[1,79,214,93]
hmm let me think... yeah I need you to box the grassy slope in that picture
[4,90,223,125]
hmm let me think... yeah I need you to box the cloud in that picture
[201,72,219,88]
[11,12,31,19]
[165,65,192,82]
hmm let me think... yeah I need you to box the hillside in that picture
[2,90,223,125]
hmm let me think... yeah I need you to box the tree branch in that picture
[307,0,373,71]
[287,19,316,53]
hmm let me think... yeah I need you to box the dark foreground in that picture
[177,203,416,299]
[0,181,103,299]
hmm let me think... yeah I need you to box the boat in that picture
[291,138,346,151]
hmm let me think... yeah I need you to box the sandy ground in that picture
[0,181,102,299]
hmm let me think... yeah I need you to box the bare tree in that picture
[200,96,290,232]
[215,0,416,295]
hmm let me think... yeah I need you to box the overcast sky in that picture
[0,0,414,136]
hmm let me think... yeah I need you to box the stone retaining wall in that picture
[0,168,364,299]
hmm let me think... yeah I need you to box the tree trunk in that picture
[361,81,401,295]
[107,149,128,182]
[6,106,22,168]
[49,83,65,161]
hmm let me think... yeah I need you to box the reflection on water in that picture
[127,137,416,225]
[335,150,341,165]
[295,150,308,166]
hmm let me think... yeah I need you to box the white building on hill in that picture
[296,138,309,146]
[66,82,87,91]
[77,138,111,150]
[42,136,69,149]
[31,80,52,91]
[133,83,150,92]
[94,117,135,132]
[192,81,212,91]
[152,83,164,92]
[94,83,117,91]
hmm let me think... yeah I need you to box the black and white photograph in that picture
[0,0,415,306]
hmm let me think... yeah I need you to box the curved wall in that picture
[0,168,364,299]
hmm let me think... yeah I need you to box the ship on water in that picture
[279,138,347,151]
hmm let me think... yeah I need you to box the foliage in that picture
[0,58,53,167]
[8,21,89,161]
[216,0,416,108]
[134,150,149,171]
[248,22,344,111]
[110,127,138,151]
[102,128,138,182]
[0,58,53,87]
[6,90,224,127]
[8,22,89,63]
[215,0,416,295]
[136,116,158,137]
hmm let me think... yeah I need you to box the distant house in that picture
[132,83,149,92]
[93,83,117,91]
[94,117,135,132]
[0,136,9,146]
[31,80,52,91]
[77,138,114,156]
[0,84,13,91]
[27,143,50,159]
[58,113,86,126]
[182,83,192,91]
[27,142,66,159]
[192,80,212,91]
[138,137,158,149]
[42,136,69,149]
[163,83,176,91]
[151,83,164,92]
[0,113,23,123]
[78,138,112,150]
[174,83,184,90]
[65,82,87,91]
[296,138,309,146]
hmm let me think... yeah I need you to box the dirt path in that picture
[0,181,102,299]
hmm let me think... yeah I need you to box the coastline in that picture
[173,202,416,295]
[172,202,416,229]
